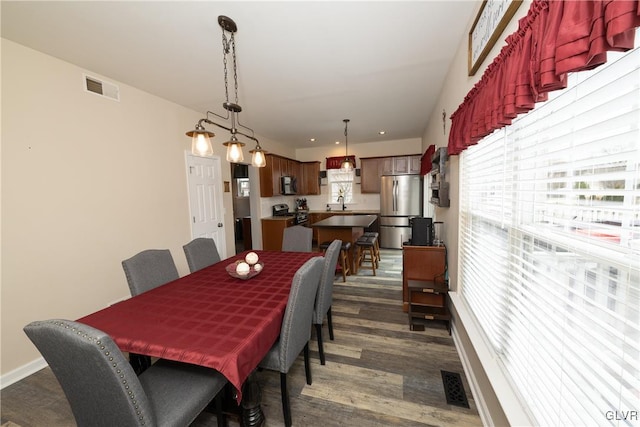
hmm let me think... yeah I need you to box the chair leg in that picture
[304,342,312,385]
[129,353,151,375]
[315,323,325,365]
[327,307,334,341]
[280,372,292,427]
[370,247,377,276]
[214,392,227,427]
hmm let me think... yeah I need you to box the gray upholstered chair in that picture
[121,249,179,373]
[24,319,227,427]
[259,256,324,427]
[314,239,341,365]
[183,237,221,273]
[282,225,313,252]
[122,249,179,296]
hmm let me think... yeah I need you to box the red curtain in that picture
[420,145,436,175]
[326,155,356,170]
[449,0,640,156]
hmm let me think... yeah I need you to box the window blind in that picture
[459,36,640,426]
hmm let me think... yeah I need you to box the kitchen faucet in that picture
[337,195,346,211]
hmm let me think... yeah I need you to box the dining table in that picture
[311,214,377,273]
[78,249,320,426]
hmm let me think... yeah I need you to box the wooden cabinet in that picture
[308,212,334,243]
[380,155,422,176]
[403,244,450,332]
[259,154,282,197]
[259,155,319,197]
[261,217,295,250]
[408,280,451,333]
[409,155,421,174]
[402,244,447,310]
[381,157,394,175]
[360,158,384,193]
[300,161,320,195]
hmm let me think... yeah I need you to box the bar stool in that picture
[355,235,377,276]
[319,241,351,282]
[363,231,381,266]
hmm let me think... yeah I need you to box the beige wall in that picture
[0,39,289,376]
[420,1,532,425]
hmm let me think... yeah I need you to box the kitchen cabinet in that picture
[381,155,422,176]
[261,217,295,250]
[360,157,384,193]
[259,154,318,197]
[300,161,320,195]
[259,154,281,197]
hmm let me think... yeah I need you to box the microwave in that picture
[281,176,297,195]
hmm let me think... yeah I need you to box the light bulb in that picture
[252,150,266,167]
[192,133,213,156]
[226,142,244,162]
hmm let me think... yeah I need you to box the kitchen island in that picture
[311,214,378,273]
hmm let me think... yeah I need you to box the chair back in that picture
[278,257,323,371]
[183,237,221,273]
[314,239,341,324]
[282,225,312,252]
[24,319,156,427]
[122,249,179,296]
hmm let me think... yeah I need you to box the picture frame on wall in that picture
[468,0,523,76]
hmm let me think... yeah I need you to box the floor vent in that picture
[84,74,120,101]
[441,370,470,408]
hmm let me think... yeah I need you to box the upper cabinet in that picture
[361,155,422,193]
[300,161,321,196]
[259,155,320,197]
[381,155,421,175]
[360,158,384,193]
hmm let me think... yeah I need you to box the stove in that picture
[272,203,308,225]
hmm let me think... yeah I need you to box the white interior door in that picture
[186,154,226,259]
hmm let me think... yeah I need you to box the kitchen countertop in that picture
[308,210,380,214]
[311,214,378,228]
[262,215,296,221]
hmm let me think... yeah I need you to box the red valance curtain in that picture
[448,0,640,155]
[326,155,356,170]
[420,144,436,175]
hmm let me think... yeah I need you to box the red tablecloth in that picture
[78,250,320,401]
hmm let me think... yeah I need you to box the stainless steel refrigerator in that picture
[380,175,423,249]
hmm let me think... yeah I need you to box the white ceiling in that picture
[1,1,477,148]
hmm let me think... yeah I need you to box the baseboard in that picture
[451,322,494,427]
[0,357,47,389]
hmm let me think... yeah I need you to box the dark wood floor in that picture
[1,249,481,427]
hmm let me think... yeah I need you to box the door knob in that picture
[218,223,223,227]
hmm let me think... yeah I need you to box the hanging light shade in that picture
[185,123,215,157]
[249,143,267,168]
[184,15,266,167]
[340,119,354,172]
[223,135,245,163]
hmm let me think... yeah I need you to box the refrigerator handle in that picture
[393,178,398,212]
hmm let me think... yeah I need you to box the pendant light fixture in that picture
[185,16,267,167]
[340,119,354,172]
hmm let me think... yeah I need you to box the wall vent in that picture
[83,74,120,101]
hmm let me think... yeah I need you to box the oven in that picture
[295,210,308,225]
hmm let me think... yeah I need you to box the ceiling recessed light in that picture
[309,138,316,142]
[378,130,386,135]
